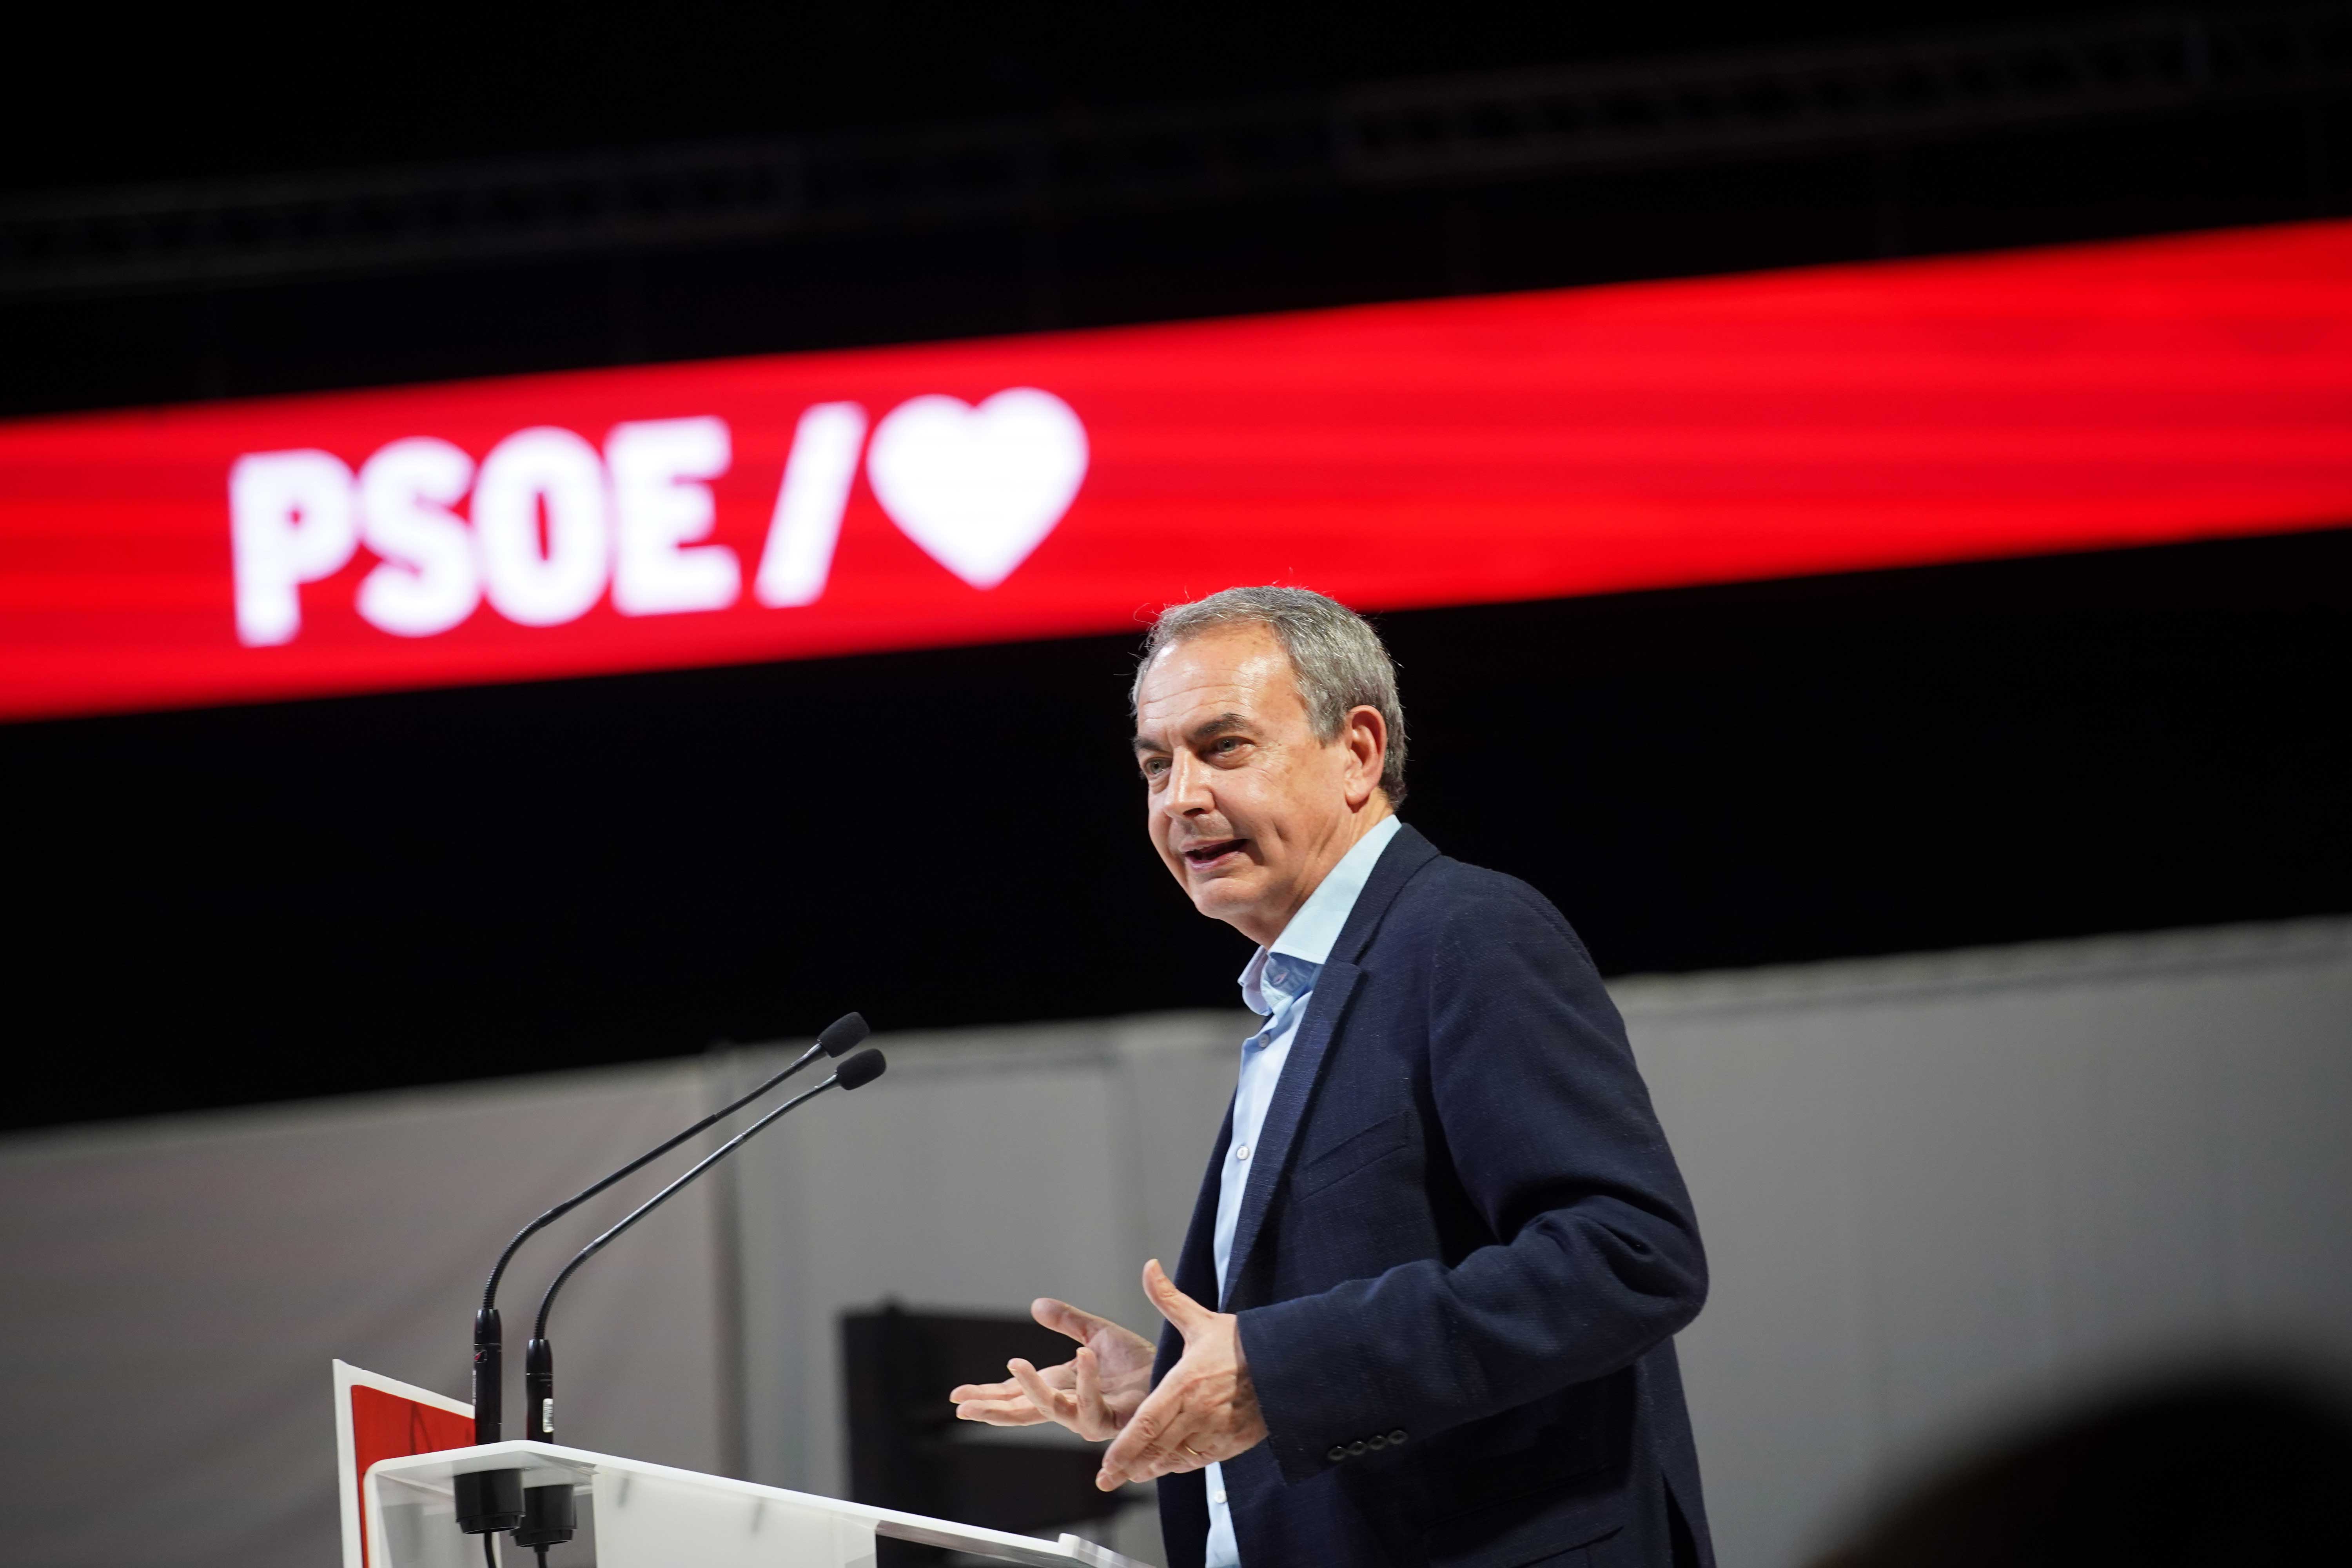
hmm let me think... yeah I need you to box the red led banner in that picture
[4,219,2350,721]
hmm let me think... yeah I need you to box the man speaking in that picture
[951,588,1711,1568]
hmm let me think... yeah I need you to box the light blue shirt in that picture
[1204,814,1401,1568]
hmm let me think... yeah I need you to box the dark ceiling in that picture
[6,3,2170,194]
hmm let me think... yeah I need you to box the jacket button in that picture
[1389,1430,1408,1444]
[1327,1445,1347,1463]
[1347,1440,1368,1456]
[1367,1434,1387,1451]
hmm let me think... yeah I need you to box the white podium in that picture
[366,1441,1149,1568]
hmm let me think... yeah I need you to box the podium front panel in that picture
[593,1462,874,1568]
[362,1442,1145,1568]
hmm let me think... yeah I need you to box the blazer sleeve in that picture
[1236,877,1708,1485]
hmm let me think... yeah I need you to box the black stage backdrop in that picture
[7,3,2350,1129]
[7,524,2347,1132]
[8,100,2335,419]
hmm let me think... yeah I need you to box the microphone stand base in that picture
[454,1468,524,1535]
[513,1482,577,1550]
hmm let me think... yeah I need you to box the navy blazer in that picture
[1153,826,1713,1568]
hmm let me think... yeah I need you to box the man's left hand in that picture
[1096,1259,1268,1490]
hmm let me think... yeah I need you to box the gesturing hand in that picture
[1095,1259,1267,1491]
[948,1294,1157,1442]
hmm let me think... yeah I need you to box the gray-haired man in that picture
[953,588,1712,1568]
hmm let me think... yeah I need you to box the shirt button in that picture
[1233,1144,1250,1161]
[1210,1488,1227,1504]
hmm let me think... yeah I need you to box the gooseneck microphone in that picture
[455,1012,866,1541]
[470,1011,867,1443]
[525,1047,887,1447]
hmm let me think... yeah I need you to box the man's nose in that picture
[1161,751,1214,815]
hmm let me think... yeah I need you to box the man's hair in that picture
[1131,586,1409,806]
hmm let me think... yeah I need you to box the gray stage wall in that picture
[2,918,2346,1568]
[0,1063,735,1567]
[1621,918,2352,1565]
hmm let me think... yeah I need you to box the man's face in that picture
[1132,623,1384,945]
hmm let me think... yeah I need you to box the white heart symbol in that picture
[865,388,1089,590]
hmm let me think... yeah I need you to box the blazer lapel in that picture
[1333,821,1441,965]
[1221,960,1359,1305]
[1218,823,1442,1305]
[1174,1099,1233,1306]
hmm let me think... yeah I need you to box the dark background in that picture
[5,2,2348,1131]
[0,3,2212,192]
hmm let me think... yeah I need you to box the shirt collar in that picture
[1238,815,1403,1015]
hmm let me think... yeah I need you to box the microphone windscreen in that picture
[835,1049,887,1091]
[817,1012,871,1057]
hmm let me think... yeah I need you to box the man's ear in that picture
[1342,705,1387,808]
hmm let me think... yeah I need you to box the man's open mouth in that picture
[1182,839,1247,868]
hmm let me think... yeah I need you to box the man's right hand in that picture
[949,1296,1157,1442]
